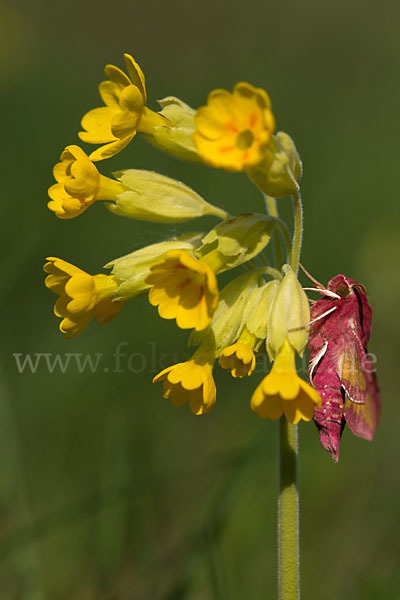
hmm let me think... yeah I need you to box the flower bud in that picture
[106,233,203,300]
[143,96,201,163]
[245,279,280,340]
[108,169,228,222]
[196,213,276,272]
[247,131,302,198]
[267,265,310,358]
[189,271,262,353]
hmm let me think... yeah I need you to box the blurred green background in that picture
[1,0,399,598]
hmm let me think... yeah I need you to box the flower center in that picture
[235,129,254,151]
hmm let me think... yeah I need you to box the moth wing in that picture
[337,328,369,405]
[344,370,381,441]
[354,285,373,347]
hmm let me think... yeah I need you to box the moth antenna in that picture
[303,287,341,300]
[299,263,324,288]
[288,306,338,331]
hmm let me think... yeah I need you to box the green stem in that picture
[259,266,283,281]
[291,192,303,274]
[278,418,300,600]
[264,195,284,270]
[274,219,292,264]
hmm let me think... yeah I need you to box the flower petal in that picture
[79,107,116,144]
[124,54,147,102]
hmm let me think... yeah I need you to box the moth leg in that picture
[303,287,341,300]
[299,263,324,287]
[288,306,337,332]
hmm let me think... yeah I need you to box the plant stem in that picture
[291,192,303,274]
[278,418,300,600]
[275,219,292,264]
[264,195,284,269]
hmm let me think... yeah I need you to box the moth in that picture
[306,273,381,461]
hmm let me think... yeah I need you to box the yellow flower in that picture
[48,145,126,219]
[153,354,216,415]
[193,82,275,171]
[251,338,321,423]
[145,250,220,331]
[79,54,168,161]
[219,328,257,378]
[44,257,124,338]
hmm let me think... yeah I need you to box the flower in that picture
[79,54,168,161]
[193,82,275,171]
[110,168,228,222]
[145,250,220,331]
[219,342,256,378]
[48,145,126,219]
[153,353,216,415]
[266,264,310,359]
[106,234,204,300]
[44,257,124,338]
[219,328,257,378]
[251,338,321,423]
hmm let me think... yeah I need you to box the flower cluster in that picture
[44,52,379,442]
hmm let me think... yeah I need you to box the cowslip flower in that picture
[47,145,127,219]
[251,338,321,423]
[106,234,204,300]
[44,257,124,338]
[219,328,257,378]
[251,265,321,422]
[79,54,168,161]
[193,82,275,171]
[145,250,220,331]
[153,348,216,415]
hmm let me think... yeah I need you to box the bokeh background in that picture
[1,0,399,598]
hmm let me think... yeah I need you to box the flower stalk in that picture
[278,418,300,600]
[290,191,303,274]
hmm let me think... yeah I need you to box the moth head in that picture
[327,274,367,299]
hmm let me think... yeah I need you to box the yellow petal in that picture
[195,105,229,140]
[299,379,322,407]
[153,364,177,383]
[166,383,188,407]
[99,80,121,108]
[104,64,131,88]
[94,297,125,325]
[88,134,135,161]
[124,54,147,102]
[79,107,116,144]
[111,109,140,140]
[65,274,97,312]
[283,392,315,424]
[119,84,144,113]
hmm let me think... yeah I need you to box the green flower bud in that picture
[189,271,262,353]
[247,131,302,198]
[143,96,201,163]
[245,280,280,341]
[267,265,310,358]
[108,169,228,222]
[196,214,276,272]
[106,233,203,300]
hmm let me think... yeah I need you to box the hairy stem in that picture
[291,192,303,274]
[278,418,300,600]
[264,195,284,269]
